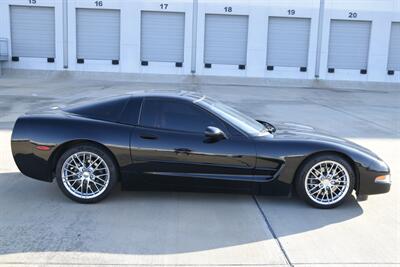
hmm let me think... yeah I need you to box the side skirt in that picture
[121,173,291,196]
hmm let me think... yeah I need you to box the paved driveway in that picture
[0,72,399,266]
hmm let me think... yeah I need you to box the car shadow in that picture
[254,194,363,238]
[0,171,363,256]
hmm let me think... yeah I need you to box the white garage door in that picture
[204,14,248,65]
[141,11,185,63]
[10,6,55,58]
[388,22,400,71]
[76,9,120,60]
[0,39,8,60]
[328,20,371,70]
[267,17,311,68]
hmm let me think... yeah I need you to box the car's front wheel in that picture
[296,154,355,209]
[56,144,118,203]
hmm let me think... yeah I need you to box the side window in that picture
[65,96,130,123]
[119,97,143,125]
[140,98,223,133]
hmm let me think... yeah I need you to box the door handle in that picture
[174,148,192,154]
[140,134,158,140]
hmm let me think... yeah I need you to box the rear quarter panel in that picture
[11,113,132,181]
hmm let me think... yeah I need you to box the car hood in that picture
[269,122,380,159]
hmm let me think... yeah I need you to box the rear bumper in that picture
[11,116,55,182]
[11,140,54,182]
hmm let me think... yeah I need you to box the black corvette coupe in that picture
[11,90,391,208]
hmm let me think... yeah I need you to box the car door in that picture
[130,97,259,181]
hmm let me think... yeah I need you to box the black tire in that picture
[55,144,118,203]
[295,154,355,209]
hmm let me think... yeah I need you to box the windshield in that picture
[197,97,267,136]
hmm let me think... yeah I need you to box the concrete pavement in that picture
[0,71,399,266]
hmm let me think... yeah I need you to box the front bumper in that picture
[357,160,391,195]
[360,179,391,195]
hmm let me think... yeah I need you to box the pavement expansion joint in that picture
[252,195,293,267]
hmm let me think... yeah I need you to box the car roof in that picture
[129,90,204,102]
[64,90,205,112]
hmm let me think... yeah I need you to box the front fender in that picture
[256,138,380,185]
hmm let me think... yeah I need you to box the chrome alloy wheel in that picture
[61,151,110,199]
[304,160,350,205]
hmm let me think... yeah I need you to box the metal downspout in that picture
[315,0,325,78]
[191,0,198,74]
[63,0,68,69]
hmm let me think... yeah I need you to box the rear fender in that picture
[11,114,132,182]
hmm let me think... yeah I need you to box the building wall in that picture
[195,0,320,79]
[66,0,193,74]
[319,0,400,82]
[0,0,64,70]
[0,0,399,83]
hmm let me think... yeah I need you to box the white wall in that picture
[195,0,320,79]
[319,0,400,82]
[0,0,399,83]
[0,0,64,70]
[67,0,193,74]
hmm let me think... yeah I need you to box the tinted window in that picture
[140,98,222,133]
[198,97,265,136]
[65,96,129,122]
[119,97,143,125]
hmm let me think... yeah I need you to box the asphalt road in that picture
[0,72,399,266]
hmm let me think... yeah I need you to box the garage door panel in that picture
[388,22,400,71]
[0,41,7,58]
[141,11,185,63]
[76,9,120,60]
[267,17,311,67]
[204,14,248,65]
[328,20,371,70]
[10,6,55,58]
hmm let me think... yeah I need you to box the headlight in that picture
[375,174,391,184]
[369,158,390,172]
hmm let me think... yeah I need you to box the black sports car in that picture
[11,90,391,208]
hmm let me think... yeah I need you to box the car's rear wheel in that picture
[296,154,355,209]
[56,144,117,203]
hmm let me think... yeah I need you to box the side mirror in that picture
[205,126,226,140]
